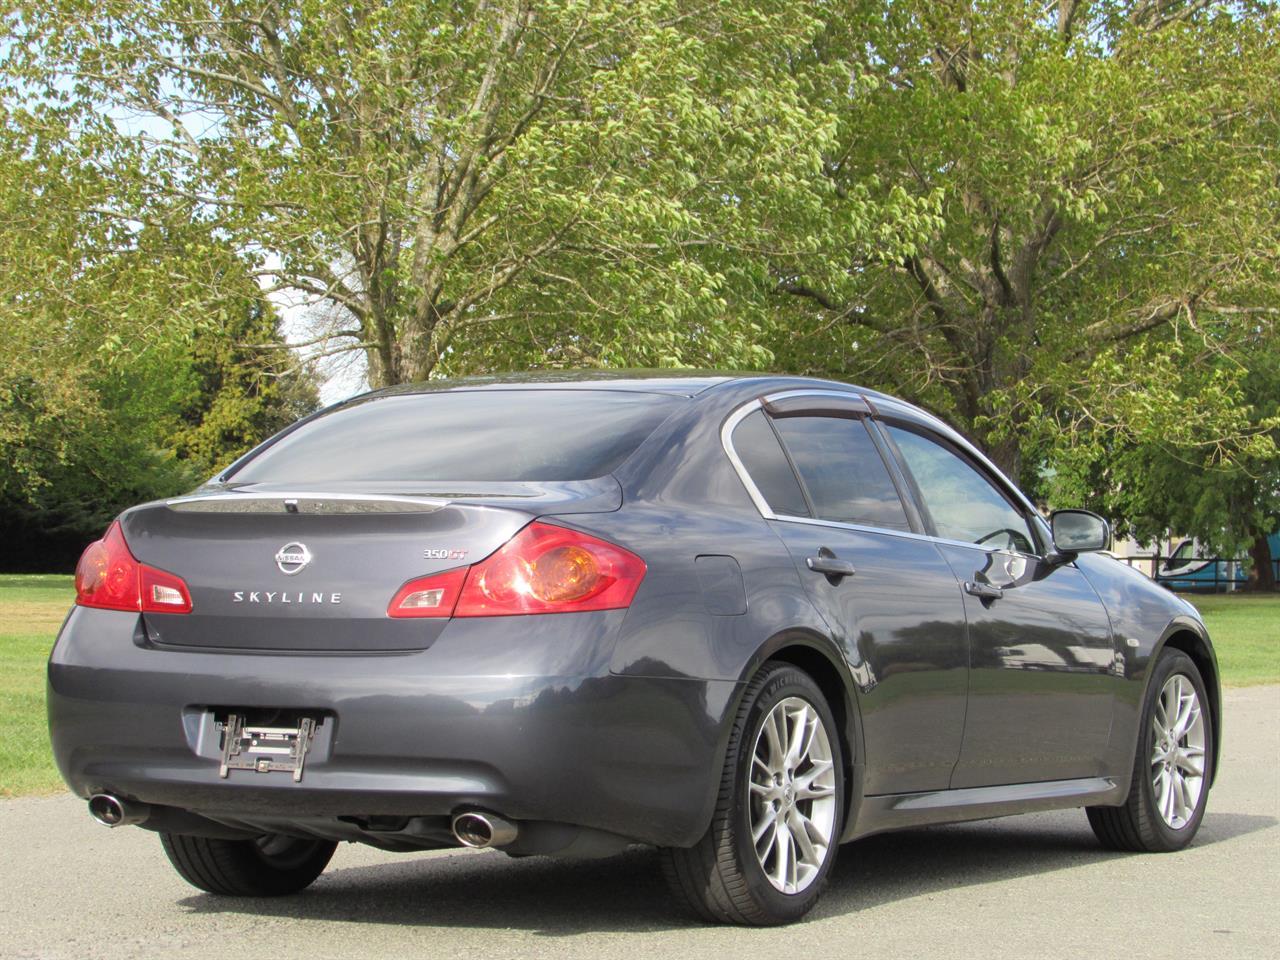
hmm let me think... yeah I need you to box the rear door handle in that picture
[806,552,857,580]
[964,580,1004,601]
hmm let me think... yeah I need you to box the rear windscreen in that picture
[226,390,683,483]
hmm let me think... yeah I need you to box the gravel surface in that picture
[2,684,1276,959]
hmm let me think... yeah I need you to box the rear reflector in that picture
[387,522,645,619]
[75,521,193,614]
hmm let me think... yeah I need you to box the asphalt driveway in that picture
[2,684,1276,959]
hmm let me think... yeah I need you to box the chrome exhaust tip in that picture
[88,794,150,828]
[451,811,519,849]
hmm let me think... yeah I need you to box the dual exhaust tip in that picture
[89,794,518,849]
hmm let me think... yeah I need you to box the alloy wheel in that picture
[748,696,838,894]
[1150,673,1207,830]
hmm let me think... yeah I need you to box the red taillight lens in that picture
[74,523,138,611]
[74,521,192,614]
[387,522,645,619]
[455,522,645,617]
[387,567,468,619]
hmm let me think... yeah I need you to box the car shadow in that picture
[817,809,1273,916]
[177,810,1276,935]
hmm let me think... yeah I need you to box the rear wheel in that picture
[1087,648,1213,852]
[663,662,844,925]
[160,832,337,896]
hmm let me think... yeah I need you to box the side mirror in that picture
[1049,509,1110,555]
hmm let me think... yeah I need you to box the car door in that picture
[726,395,969,795]
[878,419,1119,789]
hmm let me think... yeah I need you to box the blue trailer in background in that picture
[1154,532,1280,592]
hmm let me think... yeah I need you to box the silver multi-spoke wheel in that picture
[664,664,844,923]
[749,696,837,894]
[1088,648,1213,853]
[1150,673,1207,830]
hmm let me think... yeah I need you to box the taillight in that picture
[456,522,645,616]
[386,567,468,619]
[386,522,645,619]
[74,521,193,614]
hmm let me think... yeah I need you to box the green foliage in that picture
[0,98,318,562]
[3,1,900,383]
[1041,331,1280,580]
[2,0,1278,572]
[766,1,1280,484]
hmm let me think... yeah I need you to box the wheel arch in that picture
[732,629,865,843]
[1152,618,1222,784]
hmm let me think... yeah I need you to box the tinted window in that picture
[772,417,910,530]
[731,410,809,517]
[229,390,682,483]
[885,425,1036,553]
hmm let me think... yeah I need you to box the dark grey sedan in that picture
[49,372,1218,924]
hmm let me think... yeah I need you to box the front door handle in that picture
[964,580,1004,601]
[806,550,857,581]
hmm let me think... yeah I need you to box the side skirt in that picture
[848,776,1125,841]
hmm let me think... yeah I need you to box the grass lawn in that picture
[1177,592,1280,686]
[0,575,73,797]
[0,574,1276,797]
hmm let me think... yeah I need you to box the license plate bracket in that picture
[218,713,318,783]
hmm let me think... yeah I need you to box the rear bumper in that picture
[48,607,737,848]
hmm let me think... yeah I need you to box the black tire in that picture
[662,662,845,925]
[160,832,337,896]
[1087,648,1214,852]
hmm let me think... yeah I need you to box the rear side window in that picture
[228,390,682,483]
[730,410,809,517]
[772,416,910,531]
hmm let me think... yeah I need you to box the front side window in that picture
[884,425,1036,554]
[772,416,910,531]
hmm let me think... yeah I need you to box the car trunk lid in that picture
[119,479,620,652]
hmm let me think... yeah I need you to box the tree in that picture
[767,1,1280,483]
[167,293,320,478]
[7,0,871,385]
[1044,331,1280,589]
[0,99,317,568]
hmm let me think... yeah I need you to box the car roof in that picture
[362,369,896,401]
[364,369,735,398]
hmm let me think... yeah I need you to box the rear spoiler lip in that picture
[160,475,625,516]
[165,491,451,514]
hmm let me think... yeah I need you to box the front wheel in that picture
[160,832,337,896]
[663,662,845,925]
[1087,648,1214,852]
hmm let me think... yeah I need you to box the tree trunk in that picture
[1247,532,1276,592]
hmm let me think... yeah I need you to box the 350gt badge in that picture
[423,548,468,561]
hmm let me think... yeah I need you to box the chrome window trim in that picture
[763,513,1038,559]
[759,388,869,407]
[720,399,779,519]
[721,392,1041,559]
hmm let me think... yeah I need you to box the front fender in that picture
[1148,616,1222,785]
